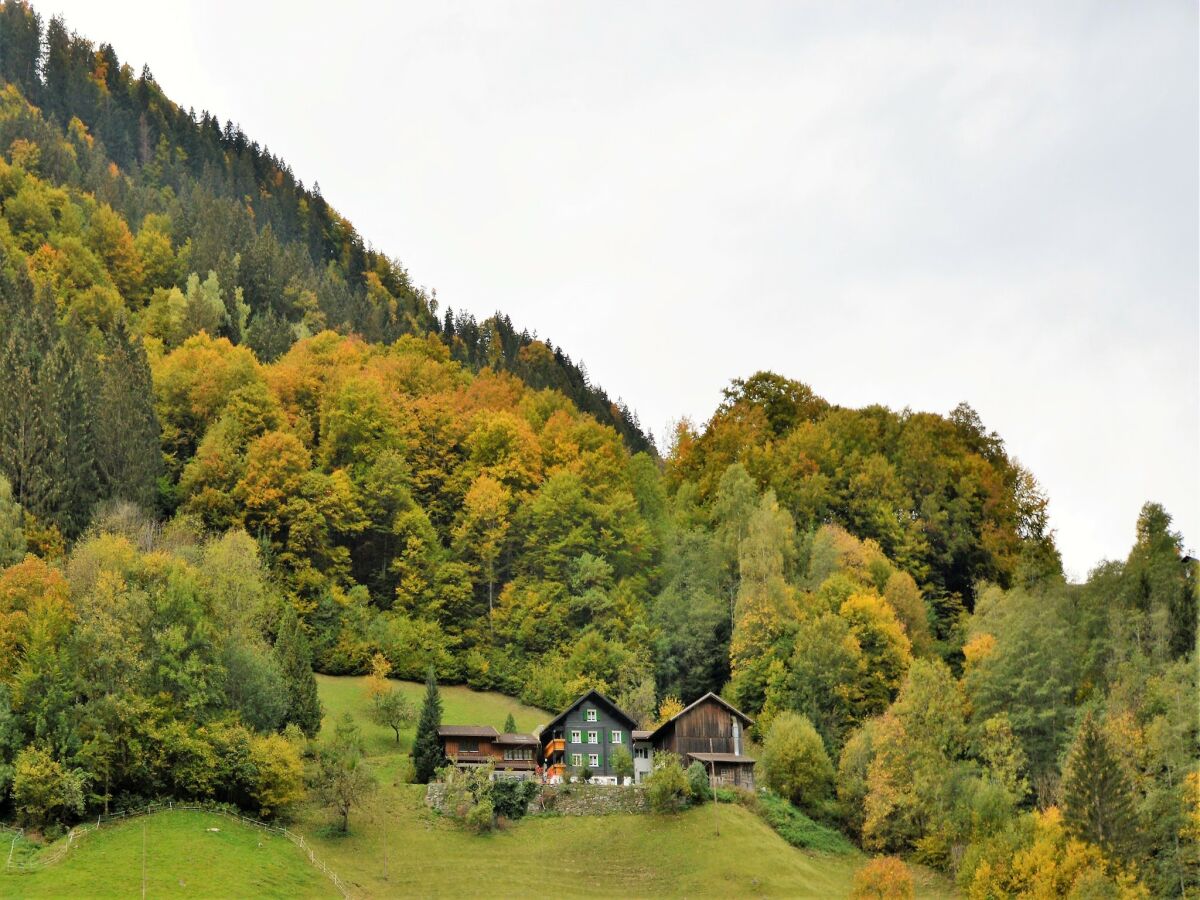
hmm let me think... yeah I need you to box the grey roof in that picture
[647,692,755,743]
[687,752,756,765]
[539,688,639,737]
[494,733,539,745]
[632,730,653,741]
[438,725,499,738]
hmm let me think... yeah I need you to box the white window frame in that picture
[611,730,623,744]
[570,729,581,744]
[587,730,598,744]
[588,753,600,768]
[571,753,582,767]
[585,708,598,722]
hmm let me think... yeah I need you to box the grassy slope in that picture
[297,676,957,899]
[0,810,334,899]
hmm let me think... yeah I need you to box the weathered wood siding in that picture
[442,737,502,761]
[660,697,742,756]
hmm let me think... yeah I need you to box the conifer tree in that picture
[274,605,323,737]
[503,713,516,734]
[44,324,98,536]
[0,265,51,514]
[92,319,161,509]
[1061,712,1137,863]
[412,667,445,784]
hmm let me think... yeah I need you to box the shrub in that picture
[761,711,834,811]
[758,792,855,854]
[464,798,495,833]
[579,767,593,783]
[645,752,689,813]
[686,761,711,802]
[492,779,538,820]
[850,856,914,900]
[611,746,635,784]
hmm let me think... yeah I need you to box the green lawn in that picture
[0,810,334,899]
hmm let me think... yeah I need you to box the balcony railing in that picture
[544,738,565,756]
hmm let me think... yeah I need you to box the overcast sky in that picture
[44,1,1198,579]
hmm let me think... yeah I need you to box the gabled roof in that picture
[538,688,639,737]
[647,692,754,743]
[632,730,653,741]
[438,725,499,738]
[494,733,539,745]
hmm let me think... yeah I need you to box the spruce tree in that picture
[1061,712,1137,863]
[0,265,58,522]
[503,713,516,734]
[412,667,445,784]
[92,319,161,510]
[274,605,323,737]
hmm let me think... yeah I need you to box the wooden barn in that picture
[646,692,756,789]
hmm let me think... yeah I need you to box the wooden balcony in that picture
[544,738,565,757]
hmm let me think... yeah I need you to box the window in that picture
[571,753,582,767]
[589,753,600,768]
[585,708,598,722]
[503,747,533,761]
[611,730,623,744]
[570,729,581,744]
[634,747,649,759]
[587,730,598,744]
[459,739,478,753]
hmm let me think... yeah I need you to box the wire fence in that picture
[2,801,351,898]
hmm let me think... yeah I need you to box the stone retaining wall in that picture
[425,782,648,817]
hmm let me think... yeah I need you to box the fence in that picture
[3,801,351,899]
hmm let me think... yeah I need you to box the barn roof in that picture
[646,692,754,743]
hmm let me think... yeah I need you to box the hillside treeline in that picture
[0,0,651,455]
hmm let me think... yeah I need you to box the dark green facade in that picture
[540,690,638,778]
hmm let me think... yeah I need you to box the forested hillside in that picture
[0,4,1194,898]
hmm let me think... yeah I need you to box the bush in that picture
[464,798,495,833]
[758,792,856,854]
[645,752,690,813]
[850,856,915,899]
[686,761,711,802]
[761,711,834,811]
[492,779,538,820]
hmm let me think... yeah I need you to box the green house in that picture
[538,689,639,782]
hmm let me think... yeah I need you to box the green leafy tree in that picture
[611,745,635,785]
[761,711,835,810]
[412,667,445,784]
[11,745,86,829]
[313,713,375,833]
[370,688,414,744]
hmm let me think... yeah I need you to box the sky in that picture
[42,1,1199,580]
